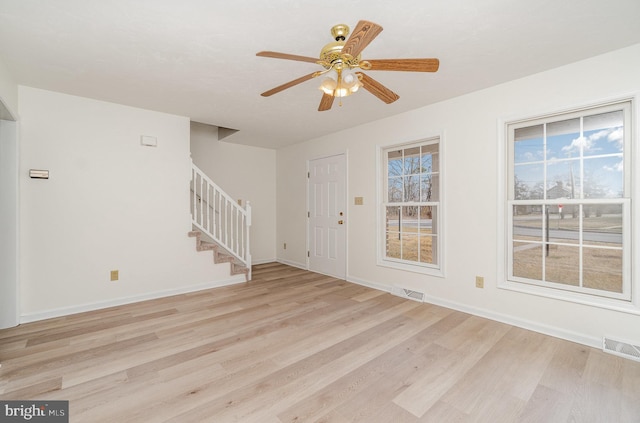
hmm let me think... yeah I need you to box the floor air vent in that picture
[603,337,640,362]
[392,287,425,302]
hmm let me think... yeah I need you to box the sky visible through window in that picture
[513,112,624,199]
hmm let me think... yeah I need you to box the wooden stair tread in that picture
[189,230,249,281]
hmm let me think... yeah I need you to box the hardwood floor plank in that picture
[440,327,559,414]
[393,317,512,417]
[1,263,639,422]
[516,384,573,423]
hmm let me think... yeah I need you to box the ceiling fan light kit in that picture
[257,20,439,111]
[318,67,363,98]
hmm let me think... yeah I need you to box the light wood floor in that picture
[1,263,639,422]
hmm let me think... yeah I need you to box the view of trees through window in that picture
[383,140,440,267]
[508,103,630,299]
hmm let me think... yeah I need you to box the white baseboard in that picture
[252,258,277,265]
[346,275,601,350]
[347,275,393,294]
[20,275,246,324]
[276,258,307,270]
[422,294,601,349]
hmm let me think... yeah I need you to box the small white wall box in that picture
[29,169,49,179]
[140,135,157,147]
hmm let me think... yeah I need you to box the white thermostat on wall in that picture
[140,135,157,147]
[29,169,49,179]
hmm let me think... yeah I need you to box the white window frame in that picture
[498,96,639,313]
[377,136,444,277]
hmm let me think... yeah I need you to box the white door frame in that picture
[307,152,347,279]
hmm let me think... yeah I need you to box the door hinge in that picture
[307,211,310,218]
[307,251,310,257]
[307,172,310,178]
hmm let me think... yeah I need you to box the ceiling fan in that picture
[256,20,440,111]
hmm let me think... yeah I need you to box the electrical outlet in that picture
[475,276,484,288]
[110,270,119,281]
[354,196,364,205]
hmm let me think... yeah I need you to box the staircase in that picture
[190,161,252,280]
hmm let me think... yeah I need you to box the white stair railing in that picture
[190,161,251,277]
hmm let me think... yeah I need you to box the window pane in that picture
[404,147,421,175]
[545,245,580,286]
[513,205,543,242]
[388,151,403,177]
[549,207,580,245]
[508,101,630,301]
[583,204,622,247]
[547,118,580,160]
[382,139,441,270]
[546,162,576,200]
[514,163,544,199]
[583,110,624,157]
[422,206,438,265]
[514,125,544,163]
[386,205,400,226]
[388,177,402,202]
[421,150,434,174]
[420,206,434,235]
[583,156,624,198]
[404,176,420,202]
[386,234,401,259]
[513,243,542,280]
[420,235,435,264]
[583,247,622,293]
[385,206,401,259]
[403,206,419,233]
[420,175,433,201]
[433,173,441,202]
[402,233,418,261]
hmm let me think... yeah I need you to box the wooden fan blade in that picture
[341,20,383,58]
[367,58,440,72]
[260,72,316,97]
[357,72,399,104]
[256,51,319,64]
[318,93,335,111]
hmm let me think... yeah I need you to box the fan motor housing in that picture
[320,24,361,69]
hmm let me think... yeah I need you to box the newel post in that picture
[245,201,252,280]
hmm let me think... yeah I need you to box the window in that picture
[506,100,632,302]
[379,138,441,274]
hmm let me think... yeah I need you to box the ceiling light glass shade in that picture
[318,68,363,97]
[320,80,337,95]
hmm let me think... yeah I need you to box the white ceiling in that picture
[1,0,639,149]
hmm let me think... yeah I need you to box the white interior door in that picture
[308,154,346,279]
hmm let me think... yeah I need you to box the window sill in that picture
[498,280,640,315]
[377,258,444,278]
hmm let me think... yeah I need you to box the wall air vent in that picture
[391,287,425,302]
[603,336,640,362]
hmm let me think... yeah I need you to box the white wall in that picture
[0,118,18,328]
[0,57,19,328]
[190,122,276,264]
[19,87,242,321]
[276,43,640,347]
[0,57,18,118]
